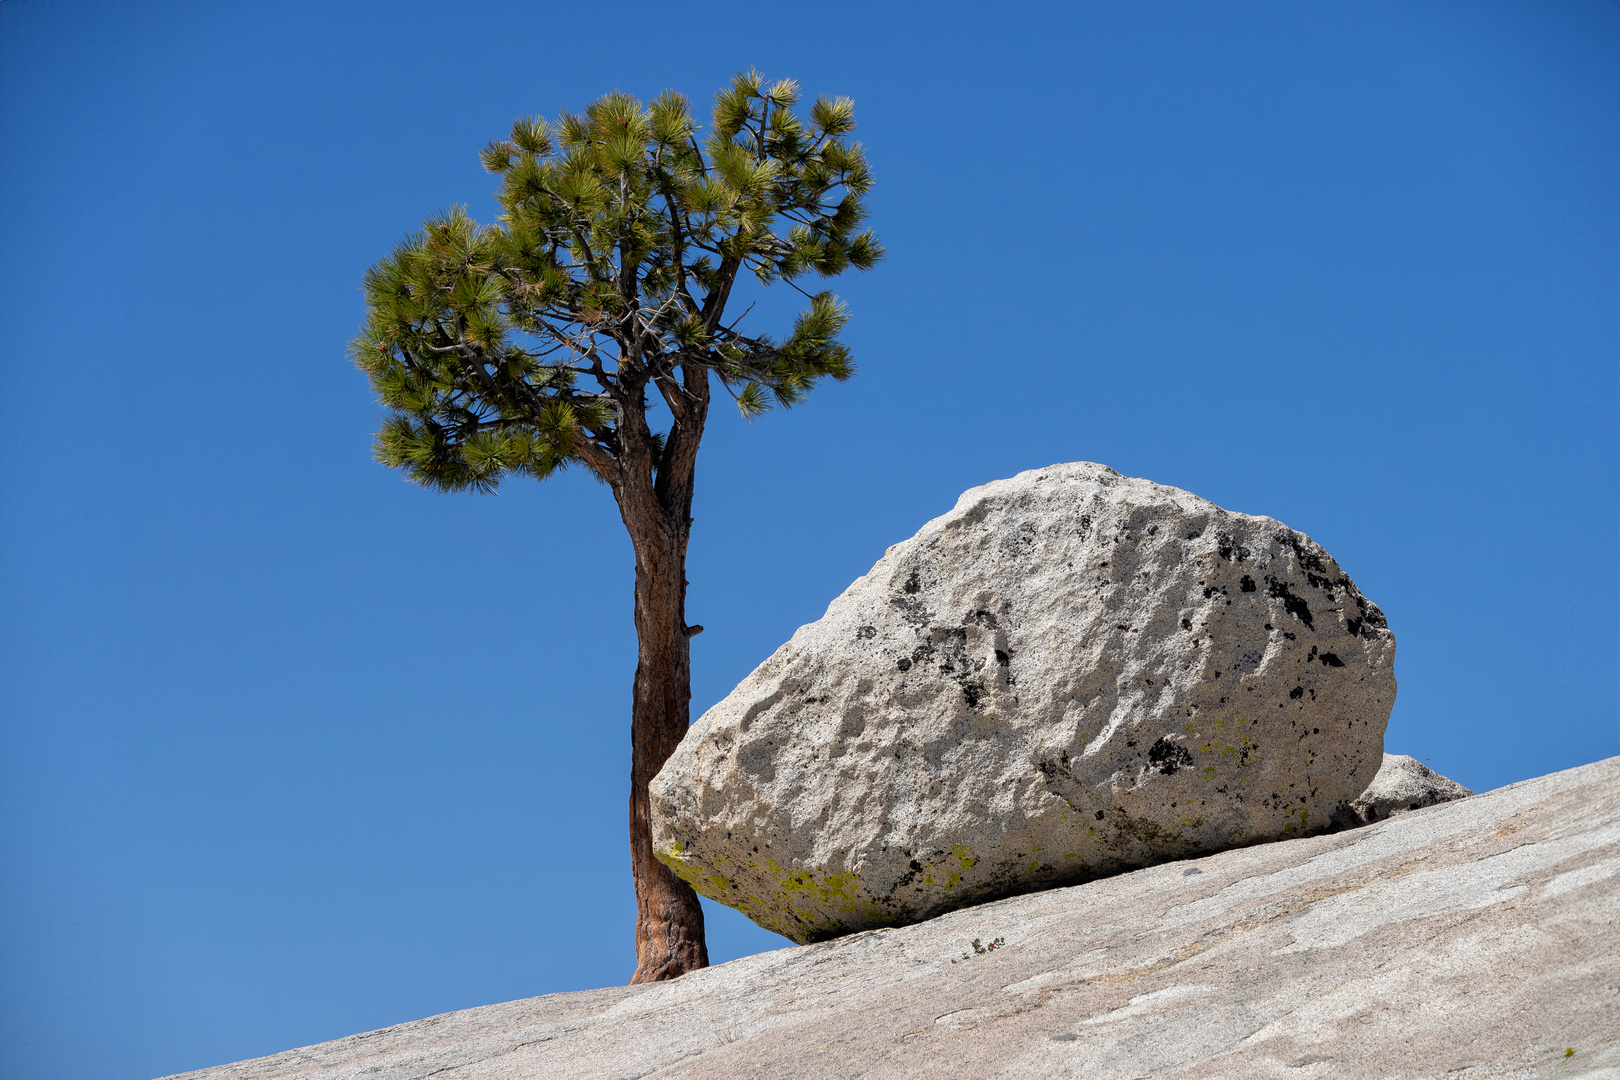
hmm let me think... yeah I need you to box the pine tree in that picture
[349,72,881,982]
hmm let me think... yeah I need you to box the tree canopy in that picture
[349,71,882,497]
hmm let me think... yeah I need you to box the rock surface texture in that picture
[652,462,1397,942]
[1348,753,1474,826]
[162,756,1620,1080]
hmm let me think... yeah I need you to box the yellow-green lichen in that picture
[1280,805,1311,835]
[657,844,732,897]
[658,834,1037,944]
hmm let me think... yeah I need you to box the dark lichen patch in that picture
[1036,754,1076,784]
[1273,530,1327,574]
[928,627,990,708]
[1148,737,1194,776]
[1265,575,1315,630]
[1352,594,1389,630]
[1216,532,1253,562]
[888,570,934,629]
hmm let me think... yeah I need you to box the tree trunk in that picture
[623,505,709,984]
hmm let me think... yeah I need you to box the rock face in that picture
[1348,753,1474,826]
[161,756,1620,1080]
[651,462,1397,943]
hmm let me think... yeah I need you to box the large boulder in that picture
[652,462,1397,943]
[1346,753,1473,826]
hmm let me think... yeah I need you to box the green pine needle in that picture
[349,71,882,488]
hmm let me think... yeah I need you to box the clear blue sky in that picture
[2,2,1615,1078]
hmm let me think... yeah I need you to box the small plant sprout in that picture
[950,936,1007,963]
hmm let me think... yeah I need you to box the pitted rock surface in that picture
[160,756,1620,1080]
[650,462,1397,943]
[1348,753,1474,826]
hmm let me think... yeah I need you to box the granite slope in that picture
[163,754,1620,1080]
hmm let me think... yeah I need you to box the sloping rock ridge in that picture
[162,756,1620,1080]
[652,462,1397,942]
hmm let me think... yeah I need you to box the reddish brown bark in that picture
[609,360,712,984]
[623,517,709,983]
